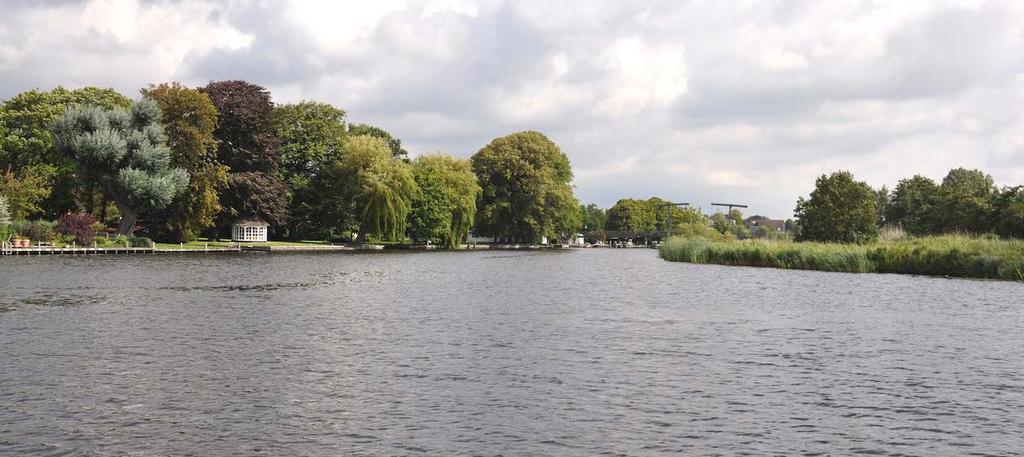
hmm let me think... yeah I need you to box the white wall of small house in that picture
[232,225,268,242]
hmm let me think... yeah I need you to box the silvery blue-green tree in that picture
[52,99,187,236]
[0,195,11,226]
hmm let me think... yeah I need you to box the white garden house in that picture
[231,218,269,242]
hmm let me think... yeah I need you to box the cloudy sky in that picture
[2,0,1022,217]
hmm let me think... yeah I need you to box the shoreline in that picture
[1,243,580,256]
[658,235,1024,282]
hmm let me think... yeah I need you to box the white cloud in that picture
[595,36,687,117]
[2,0,1023,217]
[0,0,250,90]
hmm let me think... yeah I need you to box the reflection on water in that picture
[1,250,1023,456]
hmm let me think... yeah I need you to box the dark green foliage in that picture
[0,86,132,170]
[936,168,995,234]
[0,165,51,218]
[0,86,132,216]
[10,219,31,237]
[875,185,890,226]
[347,123,407,160]
[406,166,449,243]
[406,154,480,248]
[472,131,579,243]
[57,211,96,245]
[272,101,348,239]
[604,197,701,234]
[784,219,798,233]
[709,209,748,238]
[646,196,700,232]
[130,236,153,248]
[794,171,879,243]
[579,203,606,232]
[606,198,656,232]
[992,186,1024,239]
[27,219,56,242]
[142,83,227,242]
[51,99,188,235]
[885,175,939,235]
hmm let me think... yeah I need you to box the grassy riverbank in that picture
[152,239,331,250]
[658,235,1024,281]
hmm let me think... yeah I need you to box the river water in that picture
[1,249,1022,456]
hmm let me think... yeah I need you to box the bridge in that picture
[582,230,669,247]
[583,201,749,247]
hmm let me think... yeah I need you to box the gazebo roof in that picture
[233,217,269,227]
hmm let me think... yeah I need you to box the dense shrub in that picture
[130,236,154,248]
[57,212,97,245]
[674,221,731,241]
[11,219,31,237]
[28,220,57,242]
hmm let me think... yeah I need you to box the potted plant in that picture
[10,220,30,248]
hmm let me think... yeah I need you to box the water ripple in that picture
[1,250,1023,456]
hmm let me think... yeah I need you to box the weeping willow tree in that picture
[51,99,188,235]
[407,154,480,248]
[340,135,418,242]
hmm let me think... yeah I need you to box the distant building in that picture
[564,233,585,246]
[232,218,269,242]
[466,233,495,244]
[745,215,785,232]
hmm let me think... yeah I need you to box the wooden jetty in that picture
[0,241,361,256]
[2,245,160,256]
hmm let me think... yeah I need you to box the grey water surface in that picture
[1,249,1022,456]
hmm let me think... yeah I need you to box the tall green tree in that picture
[0,165,51,219]
[0,86,132,216]
[885,175,940,235]
[201,80,288,231]
[472,131,579,243]
[272,101,348,239]
[937,167,995,234]
[646,196,694,232]
[794,171,879,243]
[875,185,890,226]
[606,198,657,232]
[406,154,480,248]
[142,83,227,242]
[348,123,408,160]
[51,99,188,235]
[338,135,418,242]
[993,186,1024,239]
[579,203,606,232]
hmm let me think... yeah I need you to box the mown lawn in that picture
[153,239,332,250]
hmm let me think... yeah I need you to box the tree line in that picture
[573,166,1024,246]
[0,81,580,247]
[577,197,778,241]
[794,168,1024,243]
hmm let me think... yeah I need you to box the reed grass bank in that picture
[658,235,1024,281]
